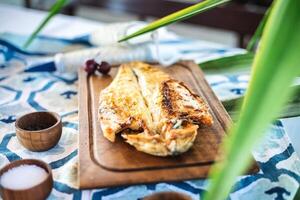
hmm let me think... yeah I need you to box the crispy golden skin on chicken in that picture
[99,62,213,156]
[98,65,153,142]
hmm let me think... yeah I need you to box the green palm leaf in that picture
[246,6,271,52]
[223,85,300,120]
[204,0,300,200]
[23,0,68,48]
[118,0,230,42]
[201,54,300,120]
[199,53,254,74]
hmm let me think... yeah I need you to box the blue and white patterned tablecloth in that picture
[0,4,300,200]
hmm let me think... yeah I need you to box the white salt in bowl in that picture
[0,159,53,200]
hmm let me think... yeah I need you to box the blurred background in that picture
[0,0,270,47]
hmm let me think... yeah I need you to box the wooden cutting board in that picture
[78,60,259,189]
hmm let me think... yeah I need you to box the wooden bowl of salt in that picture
[15,111,62,152]
[0,159,53,200]
[143,191,192,200]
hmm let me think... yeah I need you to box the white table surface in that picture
[1,2,300,192]
[3,3,299,156]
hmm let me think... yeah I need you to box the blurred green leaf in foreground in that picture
[23,0,68,48]
[204,0,300,199]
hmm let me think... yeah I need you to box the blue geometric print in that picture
[1,40,300,200]
[0,133,22,162]
[0,85,22,106]
[265,187,291,200]
[60,91,77,99]
[49,150,77,169]
[23,76,36,82]
[230,88,245,95]
[232,144,300,192]
[0,115,16,123]
[28,80,57,111]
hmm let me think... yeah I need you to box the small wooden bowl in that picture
[15,111,62,152]
[0,159,53,200]
[143,191,192,200]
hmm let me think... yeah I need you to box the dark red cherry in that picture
[84,59,97,75]
[97,61,111,75]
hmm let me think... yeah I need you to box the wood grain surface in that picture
[78,61,259,189]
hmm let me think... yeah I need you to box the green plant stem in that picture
[204,0,300,199]
[23,0,68,48]
[199,53,254,74]
[246,7,271,52]
[118,0,230,42]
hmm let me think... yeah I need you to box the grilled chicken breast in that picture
[99,62,213,156]
[99,65,153,142]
